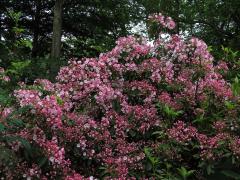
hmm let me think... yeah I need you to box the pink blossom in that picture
[149,13,176,30]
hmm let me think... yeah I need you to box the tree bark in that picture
[49,0,64,80]
[175,0,180,34]
[32,0,41,57]
[51,0,64,59]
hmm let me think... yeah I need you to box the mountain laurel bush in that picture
[0,13,240,179]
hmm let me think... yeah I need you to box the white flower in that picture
[49,156,55,163]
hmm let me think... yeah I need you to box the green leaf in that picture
[0,146,18,167]
[0,123,5,132]
[177,167,195,180]
[225,101,235,110]
[8,119,24,128]
[129,129,136,137]
[221,170,240,180]
[38,157,48,168]
[56,96,64,105]
[152,130,165,139]
[144,147,151,158]
[145,161,152,171]
[5,136,31,152]
[112,99,121,113]
[207,164,214,175]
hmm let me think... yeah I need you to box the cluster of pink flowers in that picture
[65,173,84,180]
[34,79,55,92]
[42,137,70,167]
[35,95,63,129]
[167,120,240,160]
[230,138,240,157]
[0,107,13,120]
[14,89,41,107]
[196,132,230,160]
[14,90,62,128]
[158,92,181,110]
[168,121,198,143]
[213,121,226,131]
[148,13,176,30]
[0,67,10,82]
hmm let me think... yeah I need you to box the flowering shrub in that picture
[1,14,240,179]
[0,67,10,82]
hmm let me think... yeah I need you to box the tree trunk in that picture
[32,0,41,58]
[51,0,64,59]
[50,0,64,80]
[175,0,180,34]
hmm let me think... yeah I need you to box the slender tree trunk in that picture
[175,0,180,34]
[51,0,64,59]
[32,0,41,58]
[0,12,2,40]
[50,0,64,80]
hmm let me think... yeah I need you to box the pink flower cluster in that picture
[36,95,63,128]
[34,79,55,92]
[168,121,197,143]
[167,120,240,160]
[42,137,70,167]
[0,67,10,82]
[158,92,181,110]
[148,13,176,30]
[0,107,13,120]
[14,90,62,128]
[14,89,41,106]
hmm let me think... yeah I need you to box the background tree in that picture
[138,0,240,52]
[51,0,64,59]
[50,0,64,78]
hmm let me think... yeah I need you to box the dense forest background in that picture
[0,0,239,83]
